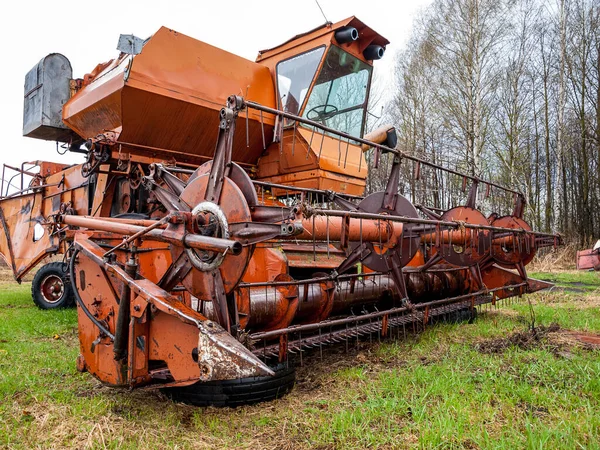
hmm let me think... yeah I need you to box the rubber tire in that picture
[162,363,295,407]
[430,307,478,325]
[446,307,478,324]
[460,307,478,324]
[31,262,75,310]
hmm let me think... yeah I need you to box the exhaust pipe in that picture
[363,45,385,60]
[335,27,359,44]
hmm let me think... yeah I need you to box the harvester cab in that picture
[0,17,561,405]
[254,17,391,195]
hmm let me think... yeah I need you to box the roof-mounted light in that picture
[363,45,385,61]
[334,27,359,44]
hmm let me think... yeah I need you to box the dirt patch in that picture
[475,323,600,355]
[564,331,600,348]
[518,401,549,418]
[476,323,560,354]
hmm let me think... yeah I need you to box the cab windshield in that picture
[303,46,372,138]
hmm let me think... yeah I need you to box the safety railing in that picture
[0,162,41,199]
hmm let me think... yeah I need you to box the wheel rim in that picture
[40,274,65,304]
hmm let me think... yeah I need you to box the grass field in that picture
[1,269,600,449]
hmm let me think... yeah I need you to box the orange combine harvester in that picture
[0,18,560,405]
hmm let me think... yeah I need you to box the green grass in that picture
[1,271,600,449]
[530,270,600,290]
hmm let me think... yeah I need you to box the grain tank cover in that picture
[23,54,79,142]
[62,27,277,166]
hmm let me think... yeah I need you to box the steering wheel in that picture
[306,104,339,121]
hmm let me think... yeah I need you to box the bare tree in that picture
[382,0,599,243]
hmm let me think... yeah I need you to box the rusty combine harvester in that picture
[0,18,561,405]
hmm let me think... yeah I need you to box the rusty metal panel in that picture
[0,193,59,280]
[577,248,600,270]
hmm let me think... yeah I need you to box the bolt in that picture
[134,305,140,312]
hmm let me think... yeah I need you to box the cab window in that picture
[303,46,371,137]
[276,47,325,120]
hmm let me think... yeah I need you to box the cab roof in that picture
[256,16,390,62]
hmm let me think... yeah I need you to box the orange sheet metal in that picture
[296,127,367,179]
[0,193,59,281]
[42,163,93,215]
[256,127,367,196]
[482,265,551,299]
[241,246,287,282]
[63,27,276,166]
[256,168,366,196]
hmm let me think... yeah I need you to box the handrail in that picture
[1,162,40,199]
[244,100,524,199]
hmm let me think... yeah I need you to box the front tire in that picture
[31,262,75,310]
[162,362,295,407]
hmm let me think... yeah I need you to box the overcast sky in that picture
[0,0,431,175]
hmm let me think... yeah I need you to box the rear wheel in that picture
[162,362,295,407]
[31,262,74,310]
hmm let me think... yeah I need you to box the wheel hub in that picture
[40,274,65,303]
